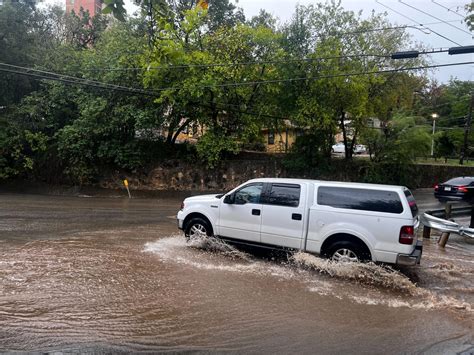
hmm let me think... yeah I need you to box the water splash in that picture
[145,236,473,314]
[186,235,251,261]
[349,292,472,312]
[291,252,417,293]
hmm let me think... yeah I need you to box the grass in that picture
[415,157,474,167]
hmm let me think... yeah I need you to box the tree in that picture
[64,9,109,48]
[280,1,422,161]
[0,2,50,106]
[465,2,474,31]
[142,7,284,165]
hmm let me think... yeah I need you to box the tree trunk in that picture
[171,118,193,144]
[340,110,352,160]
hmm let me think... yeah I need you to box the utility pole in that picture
[460,92,474,165]
[431,113,438,157]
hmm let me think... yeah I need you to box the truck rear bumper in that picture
[396,240,422,266]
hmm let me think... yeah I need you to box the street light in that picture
[431,113,438,157]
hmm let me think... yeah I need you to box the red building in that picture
[66,0,102,16]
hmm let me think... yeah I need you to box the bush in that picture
[282,133,330,175]
[196,130,240,168]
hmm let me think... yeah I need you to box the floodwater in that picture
[0,189,473,353]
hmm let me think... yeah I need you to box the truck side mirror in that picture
[223,194,234,204]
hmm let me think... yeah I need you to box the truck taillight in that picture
[399,226,414,245]
[180,201,185,210]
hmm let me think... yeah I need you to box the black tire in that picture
[184,217,212,241]
[326,241,370,263]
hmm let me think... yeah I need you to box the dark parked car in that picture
[434,176,474,202]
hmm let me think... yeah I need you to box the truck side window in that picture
[404,190,418,217]
[318,186,403,214]
[234,183,263,204]
[265,184,300,207]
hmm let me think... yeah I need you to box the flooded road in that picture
[0,190,473,353]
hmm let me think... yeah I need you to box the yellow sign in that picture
[123,179,129,187]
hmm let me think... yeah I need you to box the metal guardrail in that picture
[420,203,474,247]
[420,213,474,238]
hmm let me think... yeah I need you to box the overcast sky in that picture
[43,0,473,83]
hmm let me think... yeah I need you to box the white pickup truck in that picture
[177,178,422,266]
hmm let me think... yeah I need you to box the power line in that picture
[334,19,464,37]
[0,67,158,96]
[375,0,462,45]
[86,53,392,72]
[1,61,472,94]
[435,115,467,123]
[431,0,465,18]
[0,63,152,95]
[398,0,472,36]
[148,61,473,91]
[82,48,452,72]
[414,96,471,108]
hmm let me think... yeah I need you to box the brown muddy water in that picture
[0,190,473,353]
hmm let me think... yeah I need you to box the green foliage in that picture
[102,0,126,21]
[364,114,431,164]
[1,0,470,186]
[435,129,474,160]
[0,3,51,106]
[282,132,331,174]
[0,118,48,179]
[195,130,239,168]
[360,163,420,188]
[280,2,421,161]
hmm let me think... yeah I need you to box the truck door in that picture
[260,183,306,249]
[218,182,263,242]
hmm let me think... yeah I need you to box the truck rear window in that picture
[317,186,403,214]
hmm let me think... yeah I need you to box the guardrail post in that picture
[423,226,431,239]
[470,206,474,228]
[438,232,450,247]
[445,203,452,219]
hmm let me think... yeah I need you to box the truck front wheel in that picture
[184,217,212,241]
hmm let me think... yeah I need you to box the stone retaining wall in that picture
[100,158,474,191]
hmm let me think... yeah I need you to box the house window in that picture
[268,130,275,145]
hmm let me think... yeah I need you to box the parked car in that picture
[434,176,474,202]
[354,144,367,154]
[331,142,345,153]
[177,178,422,266]
[331,143,367,154]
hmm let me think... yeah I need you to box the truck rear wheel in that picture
[184,217,212,241]
[327,241,367,263]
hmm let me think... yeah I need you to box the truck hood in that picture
[185,194,222,203]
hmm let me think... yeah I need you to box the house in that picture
[66,0,102,16]
[261,120,302,153]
